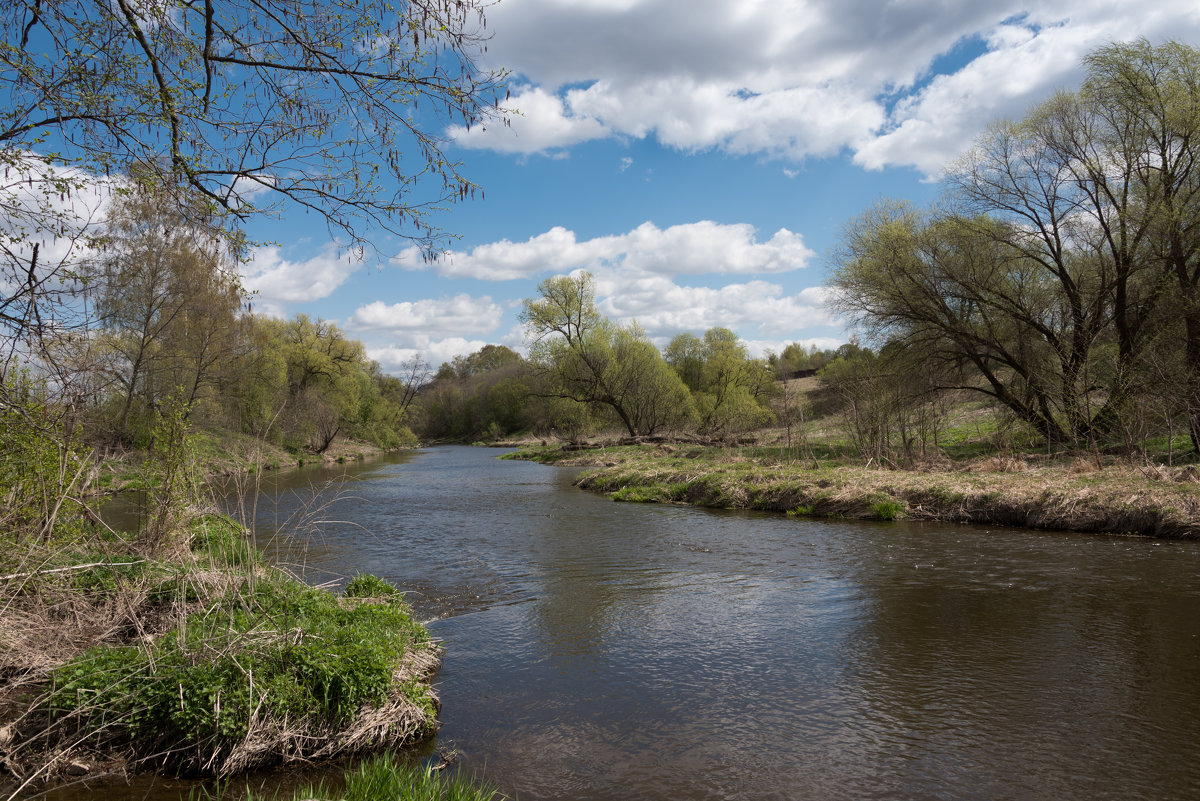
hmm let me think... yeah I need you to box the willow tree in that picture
[90,187,245,442]
[1081,39,1200,449]
[830,201,1107,444]
[833,39,1200,448]
[522,273,695,438]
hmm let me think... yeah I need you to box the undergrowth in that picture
[1,514,440,786]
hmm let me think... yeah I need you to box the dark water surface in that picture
[61,446,1200,799]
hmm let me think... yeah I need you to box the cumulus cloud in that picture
[593,277,835,340]
[0,154,119,284]
[401,220,815,281]
[454,0,1200,172]
[346,294,504,337]
[369,339,492,373]
[240,243,363,313]
[449,85,607,153]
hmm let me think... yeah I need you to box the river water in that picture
[73,446,1200,799]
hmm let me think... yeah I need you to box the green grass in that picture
[218,752,506,801]
[28,517,438,775]
[870,498,905,521]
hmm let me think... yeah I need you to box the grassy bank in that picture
[0,514,440,795]
[226,751,505,801]
[90,431,390,494]
[509,443,1200,539]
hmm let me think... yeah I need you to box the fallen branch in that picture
[0,560,146,582]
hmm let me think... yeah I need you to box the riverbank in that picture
[0,513,440,796]
[90,432,391,494]
[509,443,1200,539]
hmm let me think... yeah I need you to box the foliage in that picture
[345,573,402,599]
[45,565,435,773]
[831,40,1200,451]
[0,372,94,547]
[139,394,203,552]
[88,186,246,444]
[415,345,539,442]
[870,498,905,521]
[276,752,506,801]
[522,273,695,437]
[0,0,507,251]
[816,345,946,463]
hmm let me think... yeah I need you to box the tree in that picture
[521,273,694,437]
[412,345,534,441]
[90,187,243,442]
[944,39,1200,446]
[1080,39,1200,449]
[664,333,705,391]
[686,327,775,437]
[2,0,505,243]
[1,0,507,357]
[832,41,1200,448]
[831,201,1110,444]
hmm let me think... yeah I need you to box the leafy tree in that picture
[1079,39,1200,449]
[1,0,506,251]
[90,187,243,443]
[255,316,412,452]
[522,273,694,437]
[776,342,834,376]
[831,201,1108,444]
[414,345,534,441]
[664,333,705,391]
[890,37,1200,448]
[690,328,775,437]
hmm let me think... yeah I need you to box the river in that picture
[82,446,1200,799]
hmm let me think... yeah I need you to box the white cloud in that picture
[456,0,1200,172]
[404,220,815,281]
[743,336,845,359]
[346,294,503,338]
[240,242,363,309]
[0,154,119,282]
[593,276,835,340]
[369,339,492,373]
[449,85,608,153]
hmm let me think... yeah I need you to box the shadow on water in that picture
[55,446,1200,800]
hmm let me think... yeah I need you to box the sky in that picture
[235,0,1200,373]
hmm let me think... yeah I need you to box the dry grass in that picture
[565,447,1200,539]
[0,518,441,795]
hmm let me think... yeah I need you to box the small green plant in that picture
[188,514,257,567]
[788,504,816,517]
[870,498,904,521]
[141,394,202,553]
[0,372,94,549]
[251,752,506,801]
[611,485,669,503]
[345,573,401,598]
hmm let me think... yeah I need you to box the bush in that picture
[0,374,94,549]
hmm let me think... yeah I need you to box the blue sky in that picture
[236,0,1200,373]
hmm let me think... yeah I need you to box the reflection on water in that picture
[67,447,1200,800]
